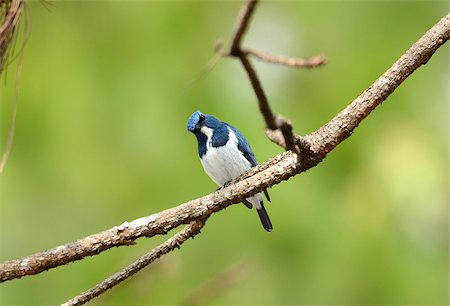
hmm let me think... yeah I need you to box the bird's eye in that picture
[198,114,205,125]
[194,114,205,131]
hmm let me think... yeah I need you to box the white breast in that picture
[200,126,252,186]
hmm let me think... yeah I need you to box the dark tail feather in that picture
[242,199,253,209]
[263,189,271,202]
[257,204,273,232]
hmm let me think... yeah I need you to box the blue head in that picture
[186,110,222,134]
[186,110,204,133]
[187,110,230,158]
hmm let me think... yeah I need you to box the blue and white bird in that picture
[187,110,272,232]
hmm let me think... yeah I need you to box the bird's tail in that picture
[257,203,273,232]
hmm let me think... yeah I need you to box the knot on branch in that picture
[222,0,327,159]
[274,115,296,152]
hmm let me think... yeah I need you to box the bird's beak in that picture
[194,123,202,131]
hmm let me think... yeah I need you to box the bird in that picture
[186,110,272,232]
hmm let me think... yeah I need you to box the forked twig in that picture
[226,0,322,152]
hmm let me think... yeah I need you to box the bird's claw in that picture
[217,180,233,191]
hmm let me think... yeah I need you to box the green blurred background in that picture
[1,1,448,305]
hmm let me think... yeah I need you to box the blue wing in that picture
[227,124,271,202]
[226,124,258,167]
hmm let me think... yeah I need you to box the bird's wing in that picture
[210,124,229,148]
[227,124,258,167]
[227,124,272,203]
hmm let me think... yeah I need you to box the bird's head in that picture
[186,110,206,133]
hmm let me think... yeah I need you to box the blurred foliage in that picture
[0,1,448,305]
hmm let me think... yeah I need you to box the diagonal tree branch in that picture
[1,0,449,304]
[238,53,277,130]
[1,11,448,286]
[304,14,450,155]
[0,151,300,282]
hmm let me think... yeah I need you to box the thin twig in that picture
[0,2,27,173]
[181,261,252,306]
[0,66,18,172]
[184,39,225,90]
[62,219,206,306]
[243,48,326,68]
[238,54,277,130]
[228,0,278,130]
[229,0,258,56]
[226,0,299,150]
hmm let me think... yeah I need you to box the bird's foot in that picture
[223,180,233,188]
[216,180,233,191]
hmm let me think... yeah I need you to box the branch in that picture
[1,4,448,306]
[227,0,278,130]
[229,0,258,56]
[0,151,300,282]
[243,48,326,68]
[62,219,206,306]
[226,0,311,150]
[303,12,450,156]
[238,53,277,130]
[1,12,448,284]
